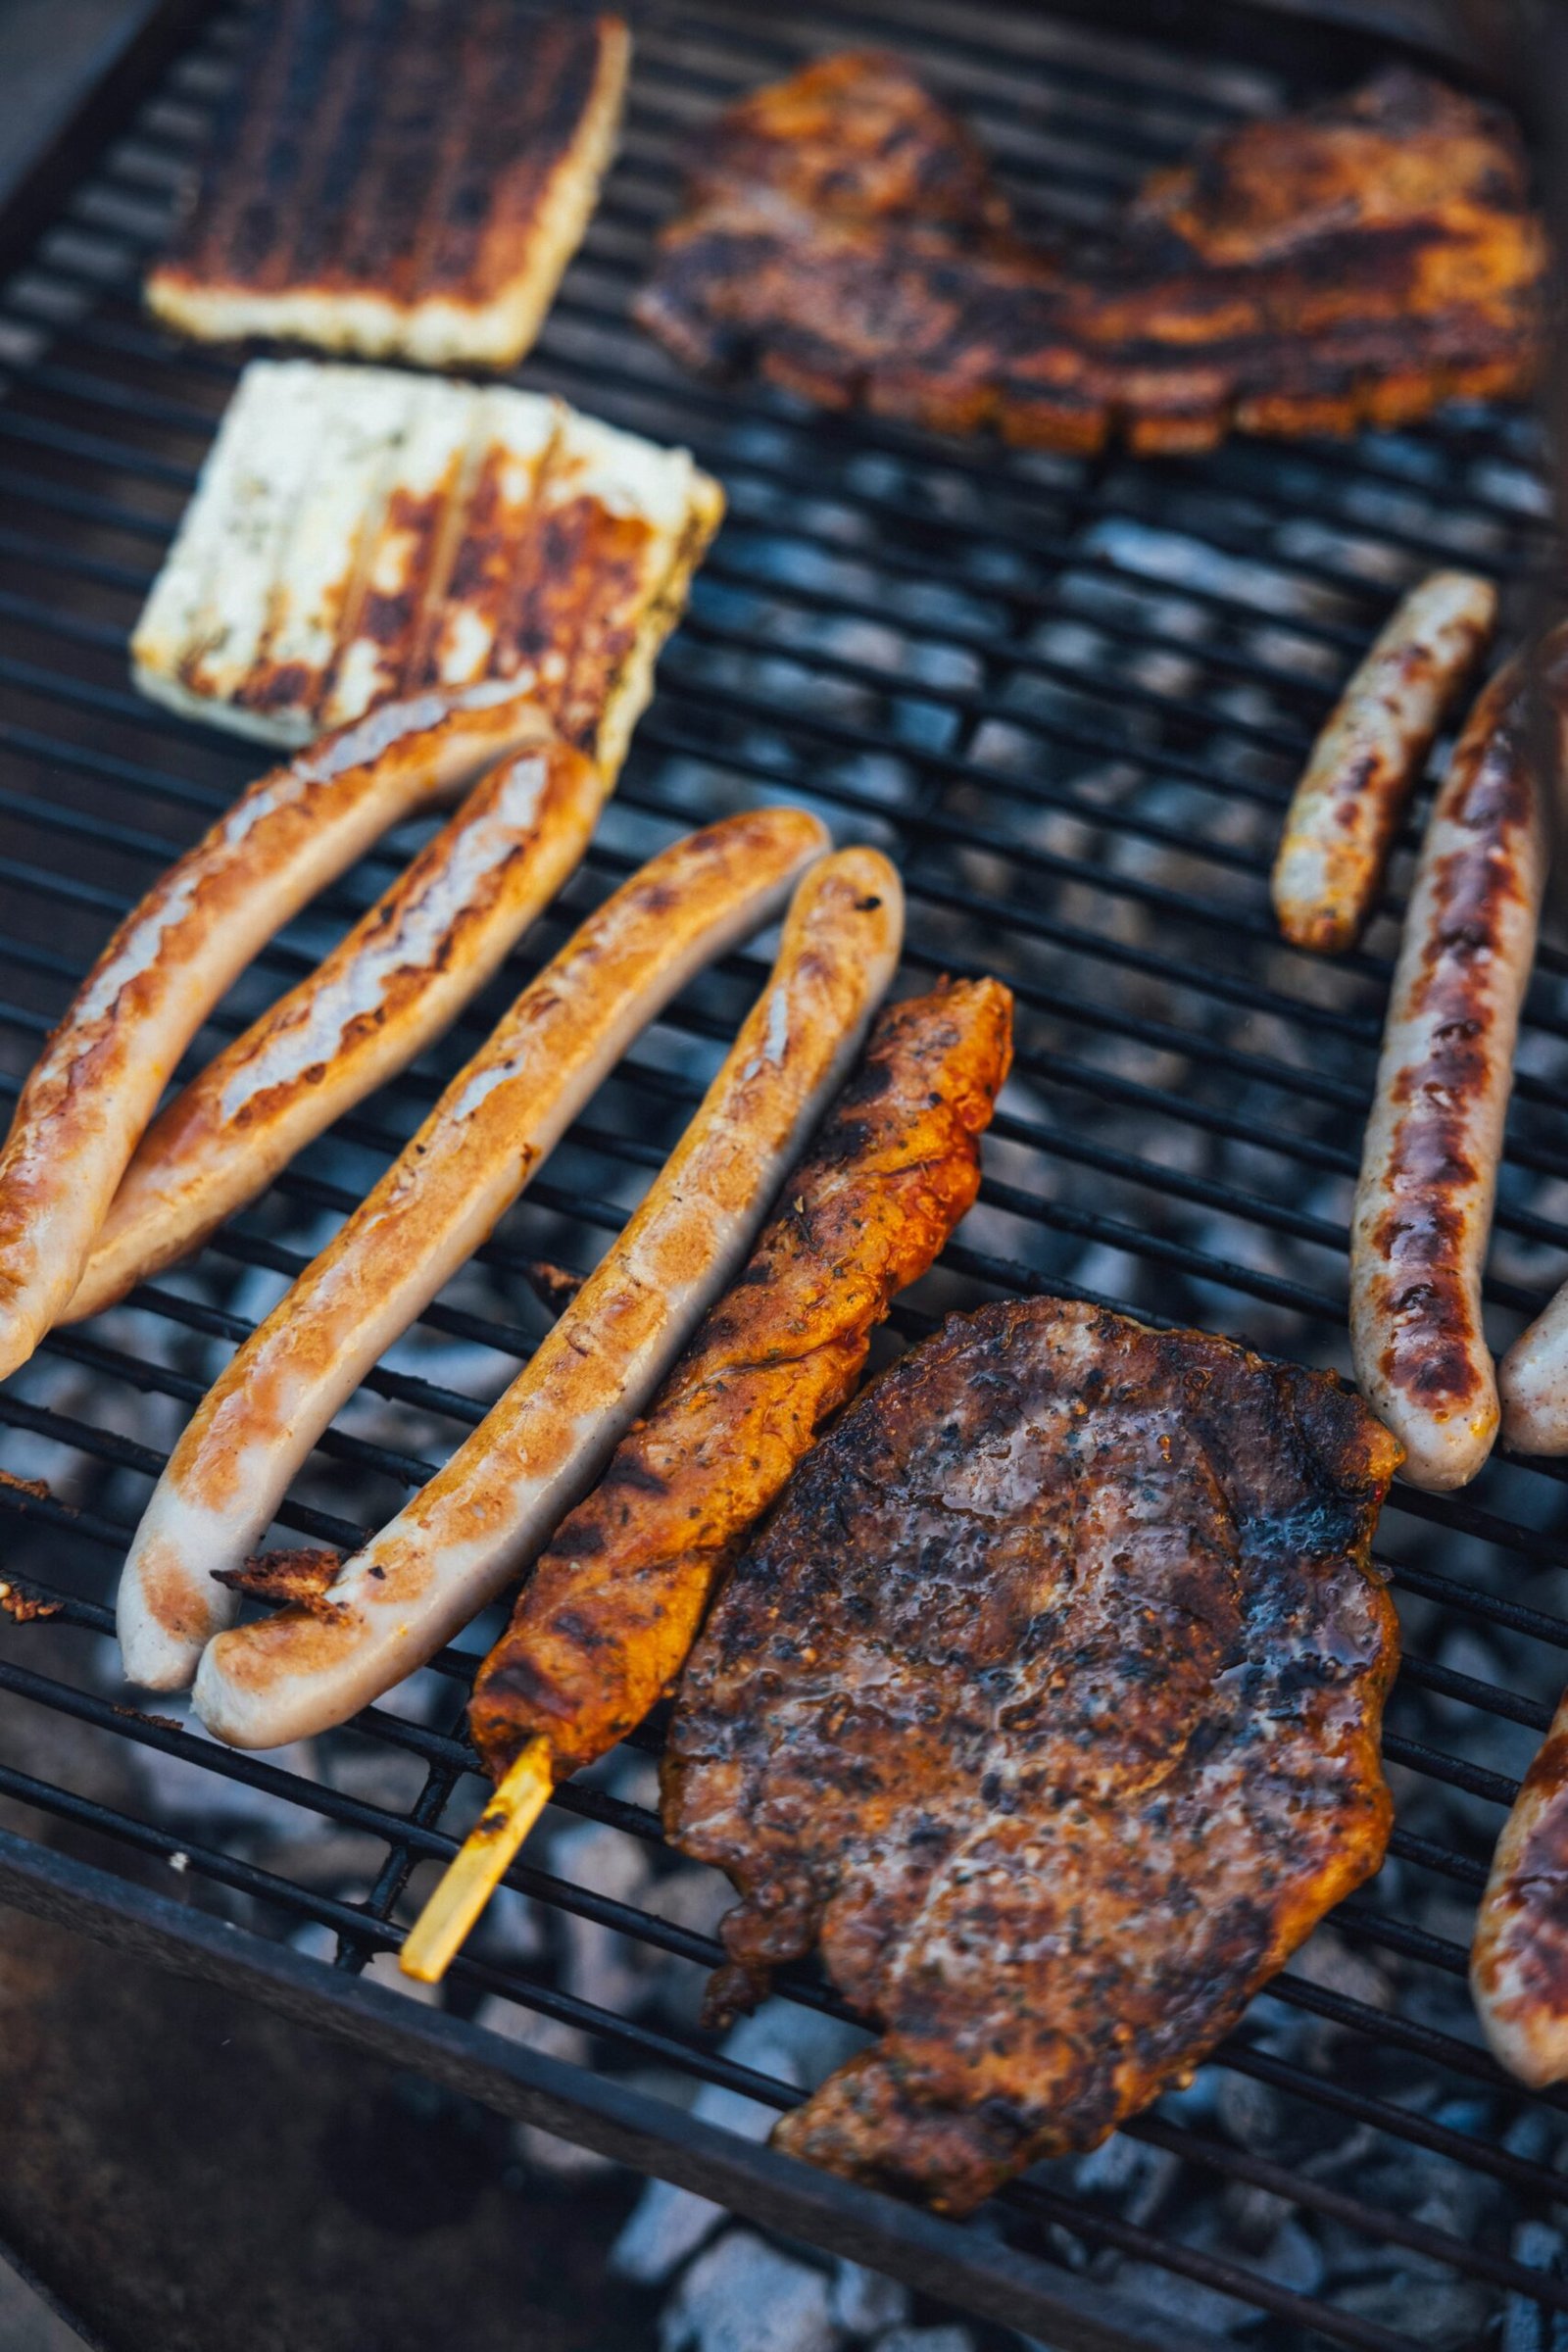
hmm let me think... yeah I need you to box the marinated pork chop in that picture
[637,57,1544,454]
[664,1298,1401,2214]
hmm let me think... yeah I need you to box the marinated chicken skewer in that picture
[1349,635,1563,1490]
[0,681,553,1384]
[403,976,1013,1981]
[117,808,828,1691]
[190,850,904,1748]
[1271,571,1497,954]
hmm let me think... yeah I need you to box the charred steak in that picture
[663,1298,1401,2213]
[636,54,1544,455]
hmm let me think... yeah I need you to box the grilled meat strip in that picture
[469,977,1013,1786]
[147,5,627,370]
[664,1298,1400,2215]
[637,56,1544,455]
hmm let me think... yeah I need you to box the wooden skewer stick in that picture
[400,1735,554,1984]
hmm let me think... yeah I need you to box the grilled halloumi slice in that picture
[131,360,721,773]
[146,6,628,373]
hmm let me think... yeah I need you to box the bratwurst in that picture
[66,731,609,1321]
[116,808,828,1691]
[190,849,904,1746]
[0,681,554,1383]
[1348,642,1559,1490]
[1271,570,1496,954]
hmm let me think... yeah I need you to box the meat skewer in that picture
[1348,640,1561,1491]
[403,975,1013,1981]
[117,808,829,1691]
[1271,570,1497,954]
[1472,1684,1568,2085]
[664,1298,1400,2215]
[64,731,609,1322]
[0,681,554,1384]
[189,848,904,1747]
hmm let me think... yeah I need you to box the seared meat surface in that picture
[664,1298,1401,2214]
[636,56,1544,454]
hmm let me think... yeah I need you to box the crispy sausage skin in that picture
[0,682,556,1383]
[1473,1685,1568,2086]
[1348,647,1557,1491]
[469,975,1013,1786]
[1271,570,1496,954]
[188,849,903,1747]
[116,808,828,1691]
[66,734,608,1322]
[1501,1289,1568,1454]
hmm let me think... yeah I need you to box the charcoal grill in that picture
[0,1,1565,2345]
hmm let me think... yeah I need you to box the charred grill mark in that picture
[156,6,619,328]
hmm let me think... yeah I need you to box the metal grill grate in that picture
[0,3,1566,2346]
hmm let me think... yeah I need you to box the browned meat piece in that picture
[469,977,1012,1785]
[147,4,627,369]
[636,58,1544,454]
[664,1298,1401,2215]
[213,1547,345,1618]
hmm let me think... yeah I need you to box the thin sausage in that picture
[0,681,554,1381]
[189,848,904,1746]
[117,809,829,1690]
[1348,648,1555,1491]
[1472,1686,1568,2086]
[1272,570,1497,954]
[65,733,608,1322]
[468,975,1012,1788]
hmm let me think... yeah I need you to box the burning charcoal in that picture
[613,2002,864,2285]
[473,1996,617,2179]
[1336,2272,1491,2349]
[660,2232,835,2352]
[549,1819,657,2018]
[1071,2132,1180,2228]
[1501,2221,1568,2352]
[870,2331,974,2352]
[828,2259,908,2337]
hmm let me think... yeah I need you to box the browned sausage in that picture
[469,975,1013,1786]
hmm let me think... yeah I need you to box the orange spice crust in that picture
[468,976,1013,1783]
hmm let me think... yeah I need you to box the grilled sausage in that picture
[1271,570,1496,954]
[0,681,555,1383]
[1472,1685,1568,2085]
[1500,1289,1568,1454]
[468,975,1012,1788]
[189,849,904,1746]
[117,808,829,1691]
[1348,646,1557,1491]
[65,734,609,1323]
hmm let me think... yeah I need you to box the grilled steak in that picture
[636,55,1544,454]
[147,4,628,370]
[468,977,1013,1787]
[664,1298,1401,2214]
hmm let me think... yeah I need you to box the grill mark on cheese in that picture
[131,366,715,760]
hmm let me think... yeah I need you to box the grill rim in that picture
[1,3,1566,2348]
